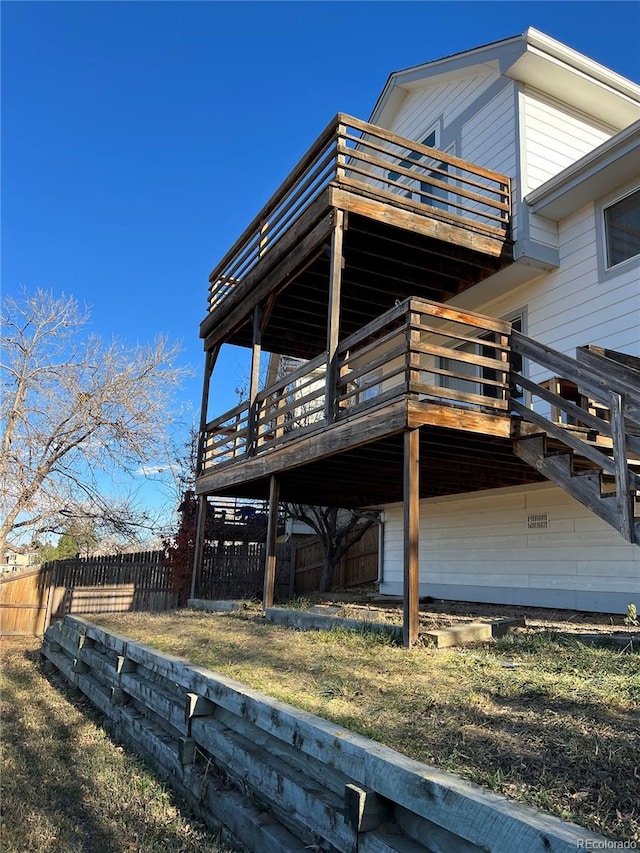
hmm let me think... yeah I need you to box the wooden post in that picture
[262,475,280,611]
[611,391,633,542]
[403,429,420,648]
[247,304,263,454]
[189,495,208,601]
[196,347,219,475]
[324,209,345,423]
[43,561,58,633]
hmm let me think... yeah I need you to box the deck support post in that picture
[190,495,208,601]
[325,209,345,423]
[263,475,280,611]
[247,304,263,454]
[190,347,220,602]
[403,428,420,648]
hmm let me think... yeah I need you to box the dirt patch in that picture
[319,595,639,636]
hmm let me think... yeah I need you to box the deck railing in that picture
[201,298,512,473]
[207,114,511,314]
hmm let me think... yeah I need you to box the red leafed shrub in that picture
[162,491,198,605]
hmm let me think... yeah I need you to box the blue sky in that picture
[2,1,639,522]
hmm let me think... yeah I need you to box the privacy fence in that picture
[293,524,379,594]
[197,541,293,601]
[0,551,175,637]
[1,530,379,636]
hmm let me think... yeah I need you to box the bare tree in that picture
[287,504,379,592]
[0,288,188,552]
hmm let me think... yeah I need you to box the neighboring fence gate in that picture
[198,542,293,601]
[0,551,177,637]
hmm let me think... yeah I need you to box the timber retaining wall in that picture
[41,615,610,853]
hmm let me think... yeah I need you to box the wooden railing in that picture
[207,114,511,314]
[510,332,640,540]
[201,298,512,472]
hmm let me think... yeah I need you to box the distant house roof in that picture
[370,27,640,132]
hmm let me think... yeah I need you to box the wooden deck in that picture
[196,298,544,504]
[199,115,512,358]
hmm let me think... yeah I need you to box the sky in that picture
[2,0,640,524]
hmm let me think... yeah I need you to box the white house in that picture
[373,29,640,612]
[194,28,639,635]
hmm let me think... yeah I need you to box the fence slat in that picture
[0,551,177,636]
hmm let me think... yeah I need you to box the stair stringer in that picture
[513,434,639,544]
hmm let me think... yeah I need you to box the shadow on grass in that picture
[91,610,640,842]
[0,641,227,853]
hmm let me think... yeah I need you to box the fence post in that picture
[43,561,58,633]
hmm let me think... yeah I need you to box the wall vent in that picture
[527,512,550,530]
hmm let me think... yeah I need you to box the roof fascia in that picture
[369,27,640,130]
[368,33,525,125]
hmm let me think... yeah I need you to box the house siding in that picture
[521,88,614,196]
[466,200,640,365]
[389,68,500,144]
[380,483,640,612]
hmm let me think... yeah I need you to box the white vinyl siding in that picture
[521,88,614,195]
[389,68,499,142]
[456,200,640,366]
[460,85,518,237]
[380,483,640,610]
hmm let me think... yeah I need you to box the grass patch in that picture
[91,609,640,843]
[0,638,235,853]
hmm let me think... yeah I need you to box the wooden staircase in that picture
[510,337,640,545]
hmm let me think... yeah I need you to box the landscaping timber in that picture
[41,615,615,853]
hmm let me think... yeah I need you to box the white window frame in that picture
[596,182,640,282]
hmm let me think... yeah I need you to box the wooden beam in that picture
[325,209,345,422]
[196,347,220,474]
[263,476,280,611]
[403,429,420,649]
[329,186,508,257]
[247,304,263,454]
[189,495,208,601]
[611,392,633,542]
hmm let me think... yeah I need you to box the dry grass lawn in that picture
[0,638,234,853]
[91,607,640,844]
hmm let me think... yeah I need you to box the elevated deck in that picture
[196,298,542,505]
[199,115,512,358]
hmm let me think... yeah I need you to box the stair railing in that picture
[510,331,640,541]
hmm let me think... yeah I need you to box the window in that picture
[603,188,640,269]
[440,314,524,403]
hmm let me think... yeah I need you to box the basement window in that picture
[603,187,640,269]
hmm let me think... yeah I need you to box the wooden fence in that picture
[0,551,177,636]
[294,524,379,594]
[0,566,54,636]
[198,542,292,601]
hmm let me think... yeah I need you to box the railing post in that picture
[335,120,347,182]
[499,332,510,403]
[247,304,263,455]
[259,219,269,257]
[610,392,633,542]
[406,307,422,397]
[325,209,345,423]
[190,496,208,601]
